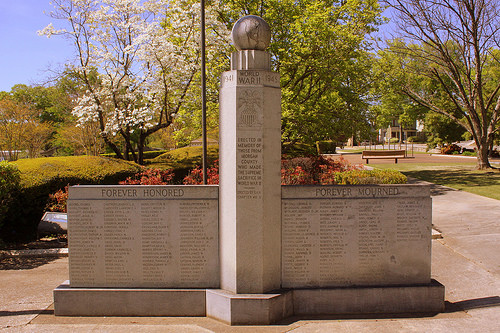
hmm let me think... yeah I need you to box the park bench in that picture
[362,150,406,164]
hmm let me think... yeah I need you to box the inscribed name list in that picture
[281,185,432,288]
[68,185,219,288]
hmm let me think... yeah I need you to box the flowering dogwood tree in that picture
[41,0,229,164]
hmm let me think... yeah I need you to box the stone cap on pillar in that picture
[231,50,271,71]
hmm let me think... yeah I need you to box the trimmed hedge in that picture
[151,146,219,183]
[282,142,317,157]
[333,169,407,185]
[0,162,21,233]
[1,156,142,242]
[153,146,219,167]
[316,141,337,154]
[101,150,169,160]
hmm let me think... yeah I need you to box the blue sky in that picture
[0,1,74,92]
[0,1,394,93]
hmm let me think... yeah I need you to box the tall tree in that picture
[371,42,428,144]
[41,0,229,164]
[0,98,52,160]
[384,0,500,169]
[221,0,384,145]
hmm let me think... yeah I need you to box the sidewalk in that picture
[1,184,499,332]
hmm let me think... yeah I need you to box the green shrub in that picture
[1,156,142,242]
[153,146,218,167]
[333,169,407,185]
[316,141,337,154]
[389,137,400,144]
[407,136,420,143]
[101,150,169,160]
[462,151,476,156]
[281,142,317,157]
[151,146,219,183]
[0,162,21,232]
[13,156,141,187]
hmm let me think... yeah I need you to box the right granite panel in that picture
[281,185,432,288]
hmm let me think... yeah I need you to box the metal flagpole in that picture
[201,0,208,184]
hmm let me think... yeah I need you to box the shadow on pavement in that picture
[445,296,500,313]
[0,309,53,317]
[429,184,458,196]
[277,312,442,325]
[0,256,62,270]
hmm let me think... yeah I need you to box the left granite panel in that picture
[67,185,219,288]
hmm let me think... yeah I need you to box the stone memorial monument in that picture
[54,15,444,325]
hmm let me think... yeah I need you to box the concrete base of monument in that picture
[53,281,206,316]
[206,289,294,325]
[293,279,445,316]
[206,280,445,325]
[53,280,444,323]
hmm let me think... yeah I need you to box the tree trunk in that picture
[138,132,146,165]
[475,140,491,170]
[101,133,123,160]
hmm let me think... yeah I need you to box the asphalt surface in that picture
[1,155,499,332]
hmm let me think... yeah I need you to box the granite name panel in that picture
[281,185,432,288]
[67,185,219,288]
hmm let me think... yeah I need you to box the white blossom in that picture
[42,0,230,160]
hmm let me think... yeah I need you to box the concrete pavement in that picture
[1,183,499,332]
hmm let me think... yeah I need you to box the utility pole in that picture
[201,0,208,184]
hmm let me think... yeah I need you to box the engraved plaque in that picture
[281,185,432,288]
[68,185,219,288]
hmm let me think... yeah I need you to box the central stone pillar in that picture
[218,16,281,294]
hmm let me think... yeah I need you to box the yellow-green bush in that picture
[2,156,142,242]
[151,146,219,183]
[153,146,219,168]
[101,150,169,160]
[14,156,141,187]
[281,142,317,157]
[0,162,21,234]
[334,169,407,185]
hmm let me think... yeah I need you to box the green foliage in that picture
[9,84,72,124]
[407,136,420,143]
[424,112,466,148]
[102,150,169,161]
[13,156,141,187]
[371,42,428,134]
[0,161,21,231]
[1,156,141,242]
[151,146,219,182]
[316,141,337,154]
[222,0,384,145]
[333,169,407,185]
[462,151,477,157]
[153,146,219,168]
[281,142,317,157]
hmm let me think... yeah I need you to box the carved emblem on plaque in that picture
[238,90,263,128]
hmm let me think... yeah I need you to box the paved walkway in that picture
[336,150,500,165]
[1,183,499,332]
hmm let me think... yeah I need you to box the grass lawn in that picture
[374,163,500,201]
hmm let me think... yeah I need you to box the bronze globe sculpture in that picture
[231,15,271,51]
